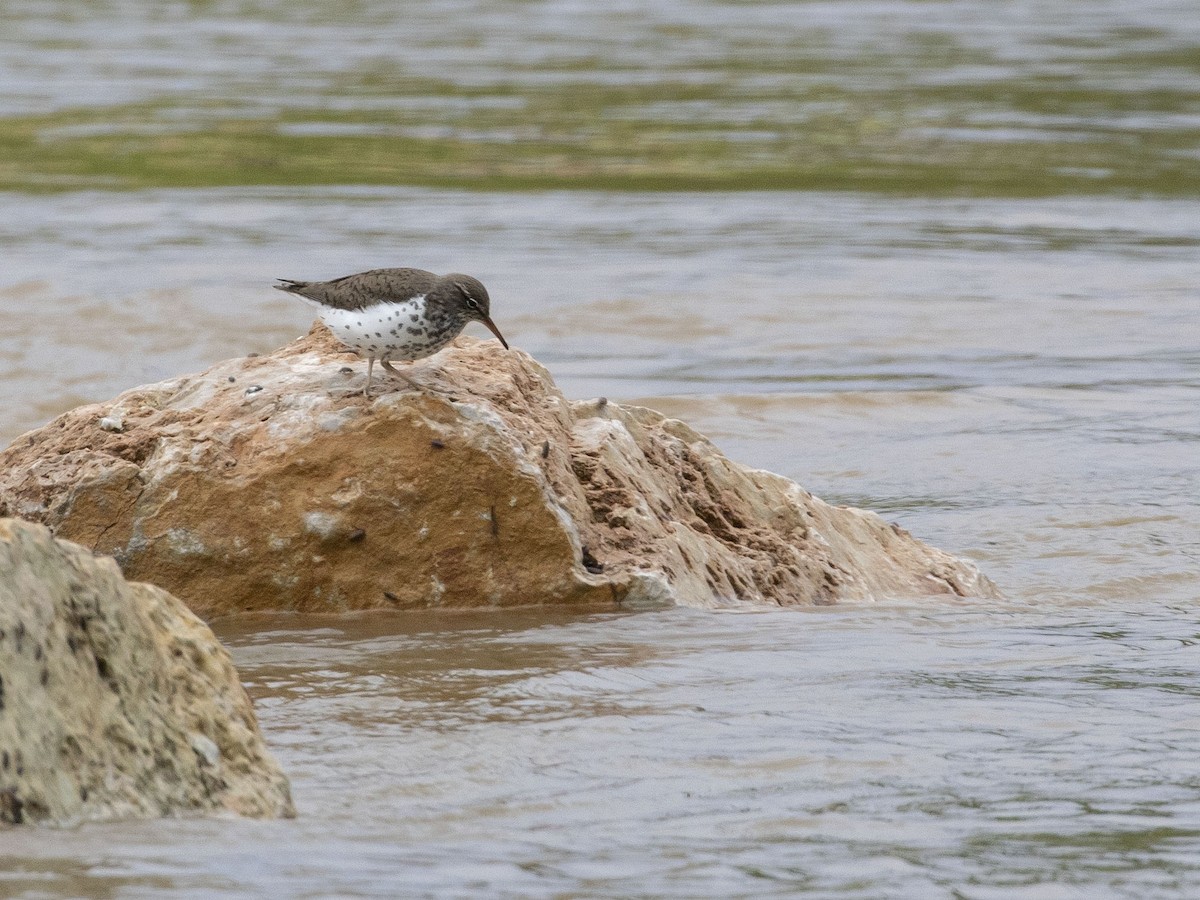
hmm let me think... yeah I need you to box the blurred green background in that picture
[3,0,1198,195]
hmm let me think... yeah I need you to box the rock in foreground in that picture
[0,518,293,825]
[0,326,998,615]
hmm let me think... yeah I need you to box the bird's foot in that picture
[380,360,424,392]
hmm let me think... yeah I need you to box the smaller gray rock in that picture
[0,519,294,826]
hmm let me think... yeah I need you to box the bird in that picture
[274,267,509,396]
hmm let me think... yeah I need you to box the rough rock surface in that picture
[0,326,999,615]
[0,518,293,825]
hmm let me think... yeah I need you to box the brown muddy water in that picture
[2,1,1200,897]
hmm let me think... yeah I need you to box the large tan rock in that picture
[0,518,293,826]
[0,326,998,615]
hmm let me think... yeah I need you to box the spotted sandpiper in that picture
[274,267,509,395]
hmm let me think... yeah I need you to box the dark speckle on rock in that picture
[581,546,604,574]
[245,385,263,395]
[430,440,445,450]
[227,376,236,383]
[339,366,354,374]
[0,788,24,825]
[348,528,366,543]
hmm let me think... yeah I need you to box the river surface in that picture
[1,1,1199,897]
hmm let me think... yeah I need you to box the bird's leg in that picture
[364,357,375,397]
[380,359,422,391]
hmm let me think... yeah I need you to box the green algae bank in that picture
[1,1,1199,897]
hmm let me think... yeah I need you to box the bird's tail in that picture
[274,279,326,306]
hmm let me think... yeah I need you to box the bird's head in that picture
[444,274,508,349]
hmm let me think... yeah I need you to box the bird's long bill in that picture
[480,315,510,350]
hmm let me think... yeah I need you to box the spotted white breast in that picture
[319,296,457,362]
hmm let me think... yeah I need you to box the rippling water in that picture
[2,0,1199,896]
[4,606,1200,897]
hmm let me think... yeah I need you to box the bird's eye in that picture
[454,281,483,311]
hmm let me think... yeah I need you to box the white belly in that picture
[320,298,456,362]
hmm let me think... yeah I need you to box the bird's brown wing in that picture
[274,267,440,310]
